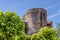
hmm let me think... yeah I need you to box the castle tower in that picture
[23,8,47,35]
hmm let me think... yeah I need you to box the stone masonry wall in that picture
[23,8,52,35]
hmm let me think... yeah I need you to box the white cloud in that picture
[45,2,60,10]
[47,10,60,19]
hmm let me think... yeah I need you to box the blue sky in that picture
[0,0,60,29]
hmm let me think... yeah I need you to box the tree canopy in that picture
[0,11,25,40]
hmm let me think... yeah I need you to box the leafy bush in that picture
[25,35,31,40]
[58,37,60,40]
[31,34,40,40]
[31,27,57,40]
[37,27,57,40]
[0,11,25,40]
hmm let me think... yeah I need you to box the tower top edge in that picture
[28,8,46,10]
[23,8,46,17]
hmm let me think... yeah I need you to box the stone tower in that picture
[23,8,48,35]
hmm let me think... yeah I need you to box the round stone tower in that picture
[23,8,47,35]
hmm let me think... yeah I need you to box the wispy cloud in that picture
[47,10,60,19]
[45,2,60,10]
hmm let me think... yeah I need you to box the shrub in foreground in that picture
[0,11,25,40]
[31,27,57,40]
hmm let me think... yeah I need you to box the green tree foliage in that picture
[31,27,57,40]
[38,27,57,40]
[58,37,60,40]
[31,34,40,40]
[0,11,25,40]
[25,35,31,40]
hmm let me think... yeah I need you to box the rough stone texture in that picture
[23,8,52,35]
